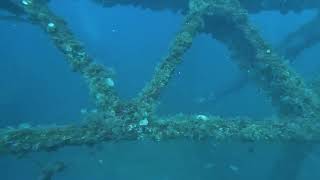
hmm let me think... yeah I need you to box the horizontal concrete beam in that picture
[1,115,319,156]
[93,0,320,14]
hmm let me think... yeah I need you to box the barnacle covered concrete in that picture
[92,0,320,14]
[1,115,320,156]
[18,0,120,114]
[1,0,319,160]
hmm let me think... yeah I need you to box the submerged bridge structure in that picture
[1,0,320,179]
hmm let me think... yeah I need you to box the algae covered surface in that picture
[1,0,320,179]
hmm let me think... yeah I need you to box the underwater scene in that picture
[1,0,320,179]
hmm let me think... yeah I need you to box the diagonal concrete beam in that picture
[278,12,320,60]
[17,0,120,114]
[202,0,320,118]
[136,0,208,117]
[200,12,320,106]
[199,2,320,180]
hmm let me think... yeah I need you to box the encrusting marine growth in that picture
[1,0,320,166]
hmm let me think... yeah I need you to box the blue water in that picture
[1,0,320,179]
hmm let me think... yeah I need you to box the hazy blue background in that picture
[1,0,320,179]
